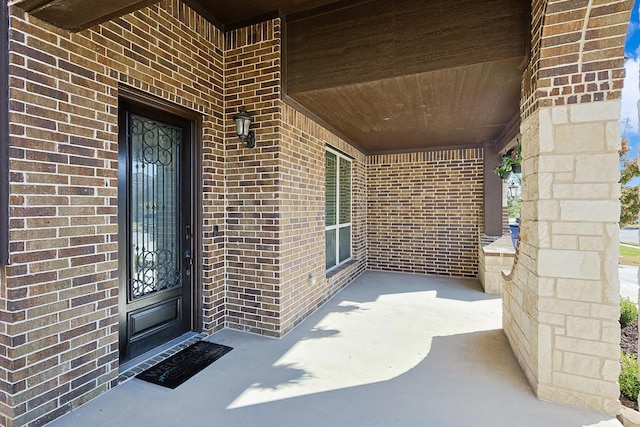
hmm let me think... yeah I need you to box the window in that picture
[325,147,351,271]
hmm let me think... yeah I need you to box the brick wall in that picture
[279,104,367,334]
[2,2,225,425]
[224,20,367,337]
[521,0,547,119]
[367,149,484,278]
[224,20,283,337]
[536,0,628,107]
[522,0,629,119]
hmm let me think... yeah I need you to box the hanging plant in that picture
[492,145,521,179]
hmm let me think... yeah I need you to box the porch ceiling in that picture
[14,0,528,154]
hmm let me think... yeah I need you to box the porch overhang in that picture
[13,0,528,154]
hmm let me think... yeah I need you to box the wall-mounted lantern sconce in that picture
[508,182,519,199]
[233,107,255,148]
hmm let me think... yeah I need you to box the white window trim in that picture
[326,146,352,272]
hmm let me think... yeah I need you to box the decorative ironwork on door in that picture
[129,114,182,299]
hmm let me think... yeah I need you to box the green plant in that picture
[492,145,522,178]
[620,297,638,326]
[507,196,522,219]
[620,351,640,401]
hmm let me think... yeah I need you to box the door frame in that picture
[117,85,203,361]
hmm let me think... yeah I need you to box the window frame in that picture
[325,146,352,272]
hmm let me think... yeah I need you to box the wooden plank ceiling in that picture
[13,0,529,154]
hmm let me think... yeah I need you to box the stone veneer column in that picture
[503,100,621,413]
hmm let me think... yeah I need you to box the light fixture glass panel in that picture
[235,119,245,138]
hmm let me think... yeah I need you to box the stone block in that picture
[619,406,640,427]
[537,277,555,297]
[566,316,601,340]
[538,172,554,199]
[540,297,591,316]
[552,221,603,236]
[600,320,620,344]
[533,221,551,248]
[556,279,603,302]
[538,249,601,279]
[555,123,605,153]
[553,372,619,397]
[536,201,560,221]
[569,101,620,122]
[574,154,621,182]
[540,312,566,325]
[602,358,620,382]
[537,155,575,173]
[590,303,620,320]
[538,384,604,413]
[551,234,578,250]
[539,108,555,153]
[552,105,568,124]
[578,236,605,251]
[555,172,575,181]
[556,336,619,359]
[560,200,619,222]
[562,351,601,376]
[553,183,613,199]
[605,121,622,151]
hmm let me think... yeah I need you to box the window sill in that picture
[326,259,358,280]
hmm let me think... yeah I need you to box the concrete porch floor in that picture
[49,271,622,427]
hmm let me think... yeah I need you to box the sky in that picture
[622,1,640,166]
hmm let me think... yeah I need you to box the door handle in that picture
[184,249,192,276]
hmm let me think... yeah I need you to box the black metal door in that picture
[118,101,193,363]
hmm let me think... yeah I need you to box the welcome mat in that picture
[136,341,232,389]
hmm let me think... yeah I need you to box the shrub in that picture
[507,196,521,219]
[620,351,640,401]
[620,298,638,326]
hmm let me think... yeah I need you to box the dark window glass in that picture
[325,151,336,226]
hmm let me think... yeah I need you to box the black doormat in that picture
[136,341,232,389]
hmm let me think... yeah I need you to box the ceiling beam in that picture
[495,114,521,154]
[13,0,161,32]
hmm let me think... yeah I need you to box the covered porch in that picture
[0,0,630,424]
[48,271,621,427]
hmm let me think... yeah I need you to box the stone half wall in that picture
[503,101,621,414]
[2,1,226,425]
[367,149,484,278]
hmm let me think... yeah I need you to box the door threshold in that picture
[118,332,207,384]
